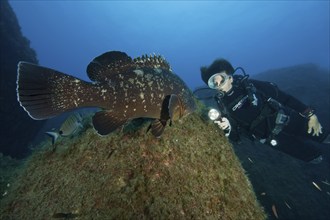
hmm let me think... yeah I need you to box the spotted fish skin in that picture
[17,51,196,137]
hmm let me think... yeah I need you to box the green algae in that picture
[0,110,266,220]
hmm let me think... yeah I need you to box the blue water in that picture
[9,1,329,90]
[7,2,330,219]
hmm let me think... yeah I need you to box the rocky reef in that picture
[0,0,45,159]
[0,111,266,219]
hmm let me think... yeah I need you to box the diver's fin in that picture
[133,54,172,72]
[92,110,127,136]
[17,62,93,120]
[168,94,182,121]
[150,119,167,138]
[45,131,59,145]
[86,51,133,82]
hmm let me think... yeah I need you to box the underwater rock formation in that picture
[0,0,44,158]
[0,112,266,219]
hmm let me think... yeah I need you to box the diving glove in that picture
[214,117,231,137]
[308,115,323,136]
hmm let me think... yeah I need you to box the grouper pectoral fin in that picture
[148,119,167,138]
[168,94,182,121]
[92,110,127,136]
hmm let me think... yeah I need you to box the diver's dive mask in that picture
[207,72,230,90]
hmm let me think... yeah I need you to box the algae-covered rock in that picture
[0,113,266,219]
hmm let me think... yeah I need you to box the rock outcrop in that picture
[0,112,266,219]
[0,0,45,158]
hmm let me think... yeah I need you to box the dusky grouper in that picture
[16,51,196,137]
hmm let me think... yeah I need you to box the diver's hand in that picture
[214,118,231,137]
[308,115,323,136]
[214,117,231,130]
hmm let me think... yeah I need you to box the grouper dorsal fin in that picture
[133,54,172,72]
[86,51,134,82]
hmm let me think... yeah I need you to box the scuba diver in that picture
[200,58,330,163]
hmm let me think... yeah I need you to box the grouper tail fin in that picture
[16,62,96,120]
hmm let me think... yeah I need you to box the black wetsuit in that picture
[215,76,329,162]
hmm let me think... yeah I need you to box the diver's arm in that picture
[277,90,323,136]
[228,127,241,143]
[251,79,310,113]
[275,89,310,114]
[214,117,241,143]
[252,79,323,136]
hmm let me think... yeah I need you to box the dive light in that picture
[208,108,221,121]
